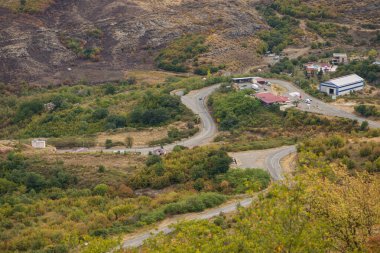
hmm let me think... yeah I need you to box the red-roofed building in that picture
[255,92,289,105]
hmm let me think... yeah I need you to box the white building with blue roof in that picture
[319,74,364,96]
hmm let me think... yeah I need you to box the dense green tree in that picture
[24,172,47,192]
[14,99,44,122]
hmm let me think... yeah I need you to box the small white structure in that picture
[31,139,46,149]
[319,74,364,96]
[251,84,260,91]
[332,53,348,65]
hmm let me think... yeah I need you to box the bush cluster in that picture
[130,147,232,189]
[355,104,380,118]
[256,6,300,54]
[155,34,222,75]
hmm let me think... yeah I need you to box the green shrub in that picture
[105,139,113,149]
[106,115,127,129]
[93,184,108,196]
[149,127,199,146]
[129,92,185,127]
[355,105,379,118]
[24,172,47,192]
[139,209,166,224]
[47,137,96,149]
[163,193,227,215]
[359,146,372,157]
[360,121,369,132]
[98,165,106,173]
[155,34,208,72]
[92,108,109,120]
[0,178,17,194]
[104,84,117,95]
[216,169,271,193]
[145,155,162,166]
[14,99,44,122]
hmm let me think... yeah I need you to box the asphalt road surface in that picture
[269,79,380,129]
[230,145,297,181]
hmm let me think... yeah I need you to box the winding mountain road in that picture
[95,78,380,250]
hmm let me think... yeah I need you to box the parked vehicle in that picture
[251,84,260,91]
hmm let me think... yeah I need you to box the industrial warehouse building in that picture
[319,74,364,96]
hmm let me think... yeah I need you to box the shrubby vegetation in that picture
[155,34,223,75]
[0,143,272,252]
[210,90,282,131]
[155,34,208,72]
[215,169,270,194]
[271,0,334,20]
[298,135,380,172]
[129,91,186,127]
[130,147,233,189]
[306,21,348,38]
[133,137,380,253]
[0,82,192,140]
[148,127,199,146]
[0,152,77,193]
[355,104,380,118]
[256,6,301,54]
[209,88,359,151]
[64,37,102,61]
[0,149,233,252]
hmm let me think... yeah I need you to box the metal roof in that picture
[333,53,347,57]
[232,77,255,80]
[232,77,265,81]
[323,74,364,87]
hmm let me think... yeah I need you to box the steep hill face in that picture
[0,0,266,85]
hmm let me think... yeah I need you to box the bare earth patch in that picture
[96,128,169,147]
[331,100,357,114]
[96,122,191,147]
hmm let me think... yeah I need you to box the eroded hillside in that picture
[0,0,266,85]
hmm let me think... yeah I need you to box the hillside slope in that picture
[0,0,266,85]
